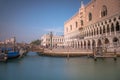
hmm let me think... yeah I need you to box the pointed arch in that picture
[111,23,114,32]
[88,40,91,49]
[78,41,79,48]
[107,24,110,33]
[81,20,84,26]
[103,25,106,33]
[113,37,119,43]
[100,27,102,34]
[104,38,110,45]
[116,21,120,31]
[96,27,99,35]
[81,41,83,48]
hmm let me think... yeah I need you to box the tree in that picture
[30,39,41,45]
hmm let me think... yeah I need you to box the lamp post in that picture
[50,32,53,50]
[13,37,16,51]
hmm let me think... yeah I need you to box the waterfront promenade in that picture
[33,47,120,57]
[41,48,93,57]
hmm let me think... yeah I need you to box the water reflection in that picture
[0,52,120,80]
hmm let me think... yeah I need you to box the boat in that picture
[0,52,7,62]
[7,51,20,59]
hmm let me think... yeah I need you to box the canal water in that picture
[0,52,120,80]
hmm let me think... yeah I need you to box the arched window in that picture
[81,42,83,48]
[113,37,119,43]
[75,21,78,28]
[107,24,110,33]
[116,22,120,31]
[81,20,83,26]
[88,12,92,21]
[103,25,105,33]
[111,23,114,32]
[101,5,107,17]
[97,28,98,35]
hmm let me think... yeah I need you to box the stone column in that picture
[90,40,93,50]
[110,24,111,35]
[98,27,100,37]
[105,25,107,36]
[86,41,88,49]
[114,23,117,36]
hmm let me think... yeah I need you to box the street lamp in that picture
[50,32,53,50]
[13,37,16,51]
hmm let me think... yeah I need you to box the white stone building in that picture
[41,33,64,48]
[5,37,16,44]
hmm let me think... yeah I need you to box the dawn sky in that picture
[0,0,90,43]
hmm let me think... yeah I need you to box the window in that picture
[109,19,111,23]
[103,25,105,33]
[105,20,107,24]
[111,23,114,32]
[75,22,78,28]
[101,5,107,17]
[88,12,92,21]
[97,28,98,35]
[101,22,103,25]
[119,16,120,20]
[81,20,83,26]
[113,18,116,21]
[116,22,120,31]
[107,24,110,33]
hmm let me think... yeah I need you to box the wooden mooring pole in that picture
[114,49,117,61]
[67,53,69,60]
